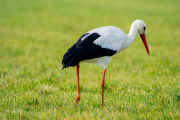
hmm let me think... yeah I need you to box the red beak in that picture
[140,33,150,56]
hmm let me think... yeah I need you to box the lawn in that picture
[0,0,180,119]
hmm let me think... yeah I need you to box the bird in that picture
[62,20,150,108]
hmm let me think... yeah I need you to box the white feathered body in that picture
[81,26,130,68]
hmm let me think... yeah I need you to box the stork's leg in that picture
[101,68,107,109]
[74,64,80,107]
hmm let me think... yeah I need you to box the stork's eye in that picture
[143,27,146,31]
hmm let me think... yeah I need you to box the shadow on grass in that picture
[177,95,180,101]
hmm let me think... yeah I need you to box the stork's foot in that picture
[74,97,80,107]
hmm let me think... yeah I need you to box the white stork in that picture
[62,20,150,108]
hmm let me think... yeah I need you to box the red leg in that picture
[101,68,107,109]
[74,64,80,107]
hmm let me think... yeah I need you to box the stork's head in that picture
[131,20,150,55]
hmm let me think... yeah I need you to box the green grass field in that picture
[0,0,180,119]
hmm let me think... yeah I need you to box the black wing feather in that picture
[62,32,117,69]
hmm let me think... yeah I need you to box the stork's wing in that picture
[62,32,117,69]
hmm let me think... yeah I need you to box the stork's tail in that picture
[61,43,81,70]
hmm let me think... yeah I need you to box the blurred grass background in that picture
[0,0,180,119]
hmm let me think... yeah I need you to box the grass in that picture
[0,0,180,119]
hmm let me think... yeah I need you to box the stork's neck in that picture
[126,25,138,48]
